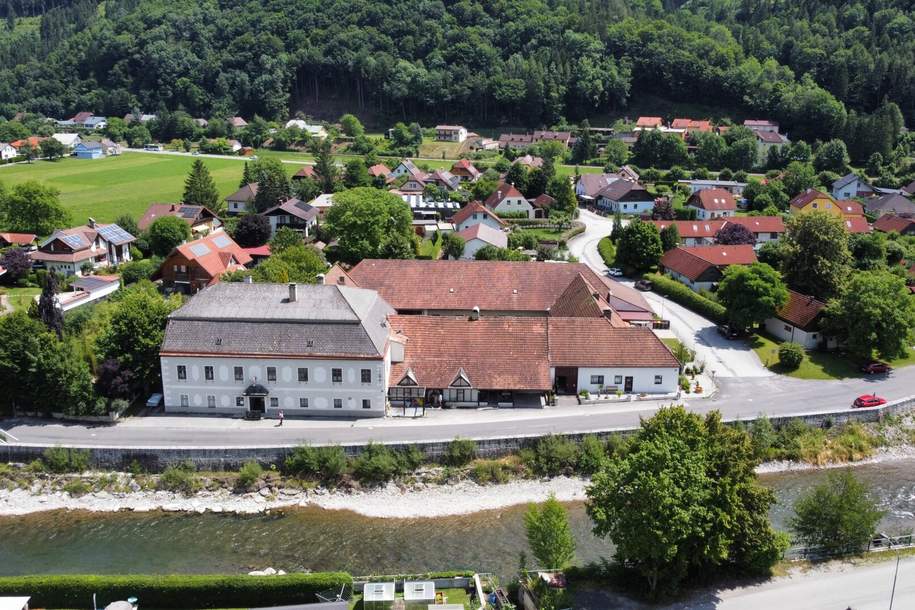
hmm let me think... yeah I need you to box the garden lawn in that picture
[750,332,915,380]
[0,287,40,312]
[518,227,564,242]
[0,153,252,224]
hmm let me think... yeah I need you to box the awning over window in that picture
[243,383,269,396]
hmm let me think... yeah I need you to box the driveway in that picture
[569,208,771,378]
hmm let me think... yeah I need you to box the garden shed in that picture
[403,581,435,609]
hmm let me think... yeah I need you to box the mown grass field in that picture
[0,153,254,223]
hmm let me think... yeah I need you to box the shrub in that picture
[352,442,402,484]
[0,573,353,609]
[284,445,347,482]
[525,435,580,477]
[597,237,616,267]
[472,459,511,484]
[158,462,200,494]
[576,435,606,475]
[443,437,477,467]
[63,479,89,496]
[778,342,805,371]
[237,461,263,489]
[42,447,91,473]
[643,273,727,323]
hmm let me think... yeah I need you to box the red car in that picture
[861,361,892,375]
[853,394,887,408]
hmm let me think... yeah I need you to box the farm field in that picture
[0,153,254,223]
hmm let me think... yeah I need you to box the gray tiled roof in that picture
[162,283,393,357]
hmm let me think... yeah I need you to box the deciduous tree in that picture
[324,187,414,263]
[524,494,576,569]
[233,214,271,247]
[147,215,191,256]
[717,263,789,331]
[781,212,852,299]
[0,181,69,235]
[615,219,662,272]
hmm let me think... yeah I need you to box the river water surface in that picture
[2,459,914,578]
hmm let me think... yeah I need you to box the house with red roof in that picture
[157,233,252,293]
[874,215,915,236]
[368,163,392,181]
[685,188,737,220]
[452,201,507,233]
[670,118,712,134]
[635,117,663,129]
[764,290,829,349]
[650,220,724,246]
[138,204,222,235]
[837,199,865,217]
[292,165,316,181]
[484,182,534,219]
[843,216,871,234]
[31,219,136,276]
[450,159,481,182]
[722,216,786,247]
[0,232,37,249]
[660,245,758,291]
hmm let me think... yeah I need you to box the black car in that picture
[717,324,743,340]
[634,279,653,291]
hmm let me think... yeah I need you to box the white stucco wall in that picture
[574,366,679,395]
[160,356,388,418]
[597,198,654,214]
[493,197,534,219]
[764,318,822,350]
[456,215,503,233]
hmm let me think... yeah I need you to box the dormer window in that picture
[450,368,472,388]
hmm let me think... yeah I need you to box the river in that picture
[2,460,914,579]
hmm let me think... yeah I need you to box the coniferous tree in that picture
[239,162,253,188]
[37,273,64,339]
[183,159,220,209]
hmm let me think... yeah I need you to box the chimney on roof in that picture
[87,217,96,228]
[470,306,480,321]
[316,273,326,285]
[288,282,297,302]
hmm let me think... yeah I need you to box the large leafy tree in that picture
[717,263,789,331]
[781,212,852,300]
[615,219,662,273]
[147,215,191,256]
[659,224,679,251]
[715,223,756,245]
[182,159,220,209]
[0,247,31,282]
[790,471,883,555]
[0,181,69,235]
[233,214,271,247]
[824,270,915,360]
[813,139,850,174]
[96,282,182,392]
[587,406,788,597]
[524,494,576,569]
[324,187,414,263]
[249,158,290,212]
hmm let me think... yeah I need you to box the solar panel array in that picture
[98,224,135,244]
[178,206,200,218]
[189,243,211,257]
[60,233,87,249]
[211,234,232,248]
[293,200,314,213]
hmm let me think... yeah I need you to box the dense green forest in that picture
[0,0,911,143]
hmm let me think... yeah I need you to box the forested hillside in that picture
[0,0,911,142]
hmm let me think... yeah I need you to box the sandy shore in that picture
[0,475,589,519]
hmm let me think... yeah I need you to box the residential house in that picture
[450,159,481,182]
[10,136,43,152]
[685,188,737,220]
[902,180,915,197]
[51,133,81,150]
[334,258,656,325]
[635,117,663,129]
[874,215,915,235]
[0,142,17,161]
[0,232,36,249]
[139,203,223,236]
[31,219,135,276]
[866,193,915,218]
[435,125,467,143]
[225,183,258,215]
[832,173,875,200]
[123,112,156,124]
[260,198,318,237]
[531,194,555,218]
[618,165,640,182]
[789,189,842,216]
[764,290,828,349]
[678,179,747,198]
[69,111,93,125]
[532,130,572,147]
[838,199,865,218]
[576,174,626,202]
[843,217,871,234]
[284,120,327,139]
[83,116,107,130]
[241,244,271,265]
[227,139,242,153]
[649,220,724,246]
[724,216,786,247]
[660,245,758,291]
[73,141,104,159]
[670,118,711,134]
[159,282,392,417]
[498,133,534,149]
[470,136,500,151]
[391,159,427,182]
[596,181,654,215]
[754,130,789,163]
[744,119,780,133]
[292,166,316,181]
[451,200,508,233]
[157,233,252,293]
[100,138,122,155]
[308,193,336,216]
[484,182,534,219]
[368,163,393,181]
[229,117,248,129]
[53,275,121,312]
[512,155,543,170]
[456,223,508,258]
[425,169,461,192]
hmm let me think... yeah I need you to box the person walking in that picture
[277,410,284,427]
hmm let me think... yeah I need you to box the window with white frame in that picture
[361,369,371,384]
[362,399,371,409]
[235,396,244,407]
[614,375,623,384]
[590,375,604,385]
[332,368,343,383]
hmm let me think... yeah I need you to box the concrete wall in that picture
[5,396,913,472]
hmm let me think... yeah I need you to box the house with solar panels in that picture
[157,232,252,293]
[30,218,136,276]
[138,203,223,236]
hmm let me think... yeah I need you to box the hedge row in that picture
[643,273,727,324]
[598,237,616,267]
[0,573,353,609]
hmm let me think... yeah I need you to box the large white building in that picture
[159,282,394,418]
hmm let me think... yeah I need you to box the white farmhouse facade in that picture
[560,366,679,395]
[0,142,17,161]
[160,282,394,418]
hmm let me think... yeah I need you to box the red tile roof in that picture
[687,188,736,212]
[484,182,526,209]
[671,118,711,132]
[368,163,392,178]
[874,215,915,234]
[451,159,481,179]
[293,165,316,179]
[531,194,555,209]
[172,233,251,280]
[661,245,757,281]
[838,199,864,216]
[547,319,679,368]
[776,290,826,331]
[0,232,36,245]
[138,203,219,231]
[451,201,507,228]
[844,216,871,234]
[636,116,663,128]
[345,259,652,317]
[649,220,724,239]
[723,216,786,234]
[789,189,832,209]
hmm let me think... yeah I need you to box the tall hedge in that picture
[643,273,727,323]
[0,573,353,609]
